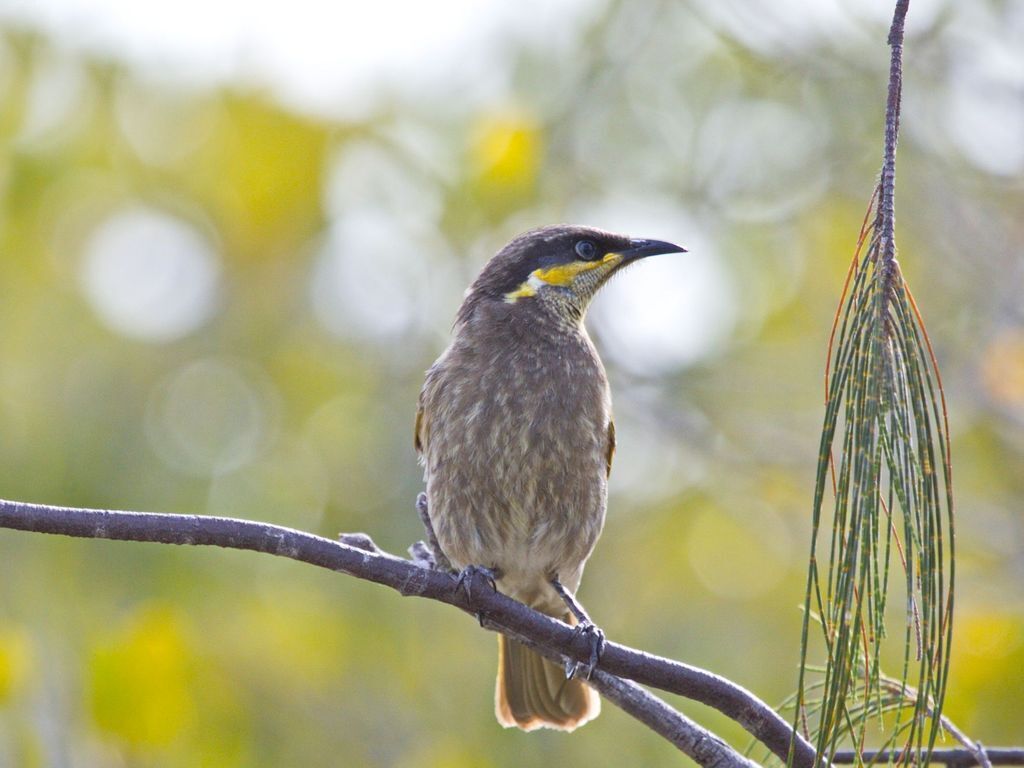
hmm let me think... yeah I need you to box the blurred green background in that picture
[0,0,1022,765]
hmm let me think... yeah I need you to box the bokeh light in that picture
[594,248,736,373]
[79,205,221,342]
[310,209,434,341]
[947,47,1024,175]
[144,358,275,476]
[16,46,92,147]
[695,98,828,220]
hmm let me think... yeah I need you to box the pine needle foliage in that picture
[791,186,956,766]
[791,4,956,763]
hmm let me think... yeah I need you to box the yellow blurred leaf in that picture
[192,96,330,258]
[957,609,1022,661]
[945,609,1024,735]
[470,109,541,192]
[88,605,196,747]
[0,627,33,704]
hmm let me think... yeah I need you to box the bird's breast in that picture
[420,319,611,587]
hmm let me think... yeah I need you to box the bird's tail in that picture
[494,613,600,732]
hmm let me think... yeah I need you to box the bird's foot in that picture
[454,565,502,626]
[565,621,606,680]
[550,576,605,679]
[454,564,501,601]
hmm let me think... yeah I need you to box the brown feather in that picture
[413,407,424,454]
[495,615,600,732]
[605,419,616,477]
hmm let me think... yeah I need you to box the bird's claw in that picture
[565,622,606,680]
[454,564,500,603]
[408,540,436,569]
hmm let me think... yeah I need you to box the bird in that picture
[414,224,686,732]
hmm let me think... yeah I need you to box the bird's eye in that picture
[574,239,598,261]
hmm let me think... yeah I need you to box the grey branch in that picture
[833,749,1024,767]
[589,670,759,768]
[0,497,809,767]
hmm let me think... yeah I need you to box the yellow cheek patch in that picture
[504,283,537,302]
[533,253,623,286]
[503,272,544,303]
[503,253,623,302]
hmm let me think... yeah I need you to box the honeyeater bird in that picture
[415,225,686,732]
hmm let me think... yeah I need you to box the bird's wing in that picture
[605,419,616,478]
[414,404,426,456]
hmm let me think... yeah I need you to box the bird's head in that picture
[463,225,687,324]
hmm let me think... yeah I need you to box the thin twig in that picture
[0,498,813,768]
[589,670,760,768]
[878,0,908,269]
[833,748,1022,767]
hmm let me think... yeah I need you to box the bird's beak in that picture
[618,238,688,262]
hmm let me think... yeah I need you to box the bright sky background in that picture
[0,0,952,118]
[0,0,594,117]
